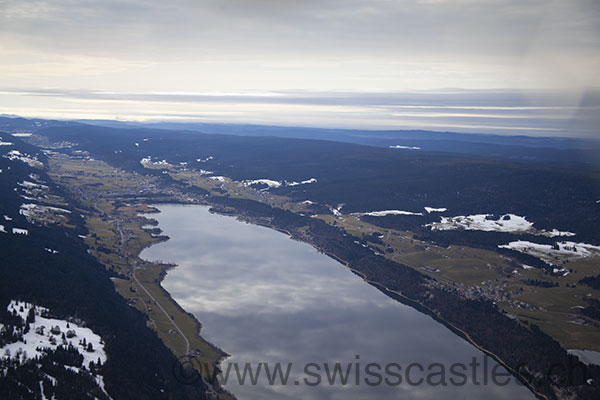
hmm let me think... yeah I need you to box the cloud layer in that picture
[1,87,598,136]
[1,0,599,135]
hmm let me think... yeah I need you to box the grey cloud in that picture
[2,0,599,59]
[1,1,598,135]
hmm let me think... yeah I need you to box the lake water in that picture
[140,204,534,400]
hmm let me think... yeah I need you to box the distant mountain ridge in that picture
[1,116,598,168]
[77,119,600,168]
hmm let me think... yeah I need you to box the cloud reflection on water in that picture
[141,204,533,400]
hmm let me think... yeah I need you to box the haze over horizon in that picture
[1,0,599,137]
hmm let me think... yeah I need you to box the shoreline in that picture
[203,200,578,400]
[164,201,547,398]
[137,200,595,400]
[237,214,548,399]
[131,204,233,399]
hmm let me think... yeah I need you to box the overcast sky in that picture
[1,0,599,136]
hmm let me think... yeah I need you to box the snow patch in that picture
[568,349,600,367]
[426,212,576,237]
[427,214,534,233]
[1,301,107,367]
[499,240,600,265]
[243,179,282,188]
[140,157,170,168]
[286,178,317,186]
[209,176,226,181]
[361,210,423,217]
[329,204,344,217]
[242,177,317,189]
[4,150,43,168]
[20,203,71,218]
[424,207,447,213]
[1,300,109,398]
[18,180,49,190]
[541,229,576,238]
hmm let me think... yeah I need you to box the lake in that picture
[140,204,533,400]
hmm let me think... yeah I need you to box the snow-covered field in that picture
[358,209,423,217]
[2,301,105,366]
[542,229,577,238]
[19,203,71,224]
[426,213,576,237]
[243,177,318,189]
[424,207,447,213]
[428,214,533,232]
[140,156,170,168]
[0,135,13,146]
[287,178,317,186]
[243,178,282,188]
[1,300,110,397]
[3,150,43,168]
[499,240,600,266]
[18,180,49,190]
[389,145,421,150]
[329,204,345,217]
[12,227,28,235]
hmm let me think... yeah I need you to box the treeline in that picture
[579,275,600,290]
[522,279,559,288]
[581,299,600,321]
